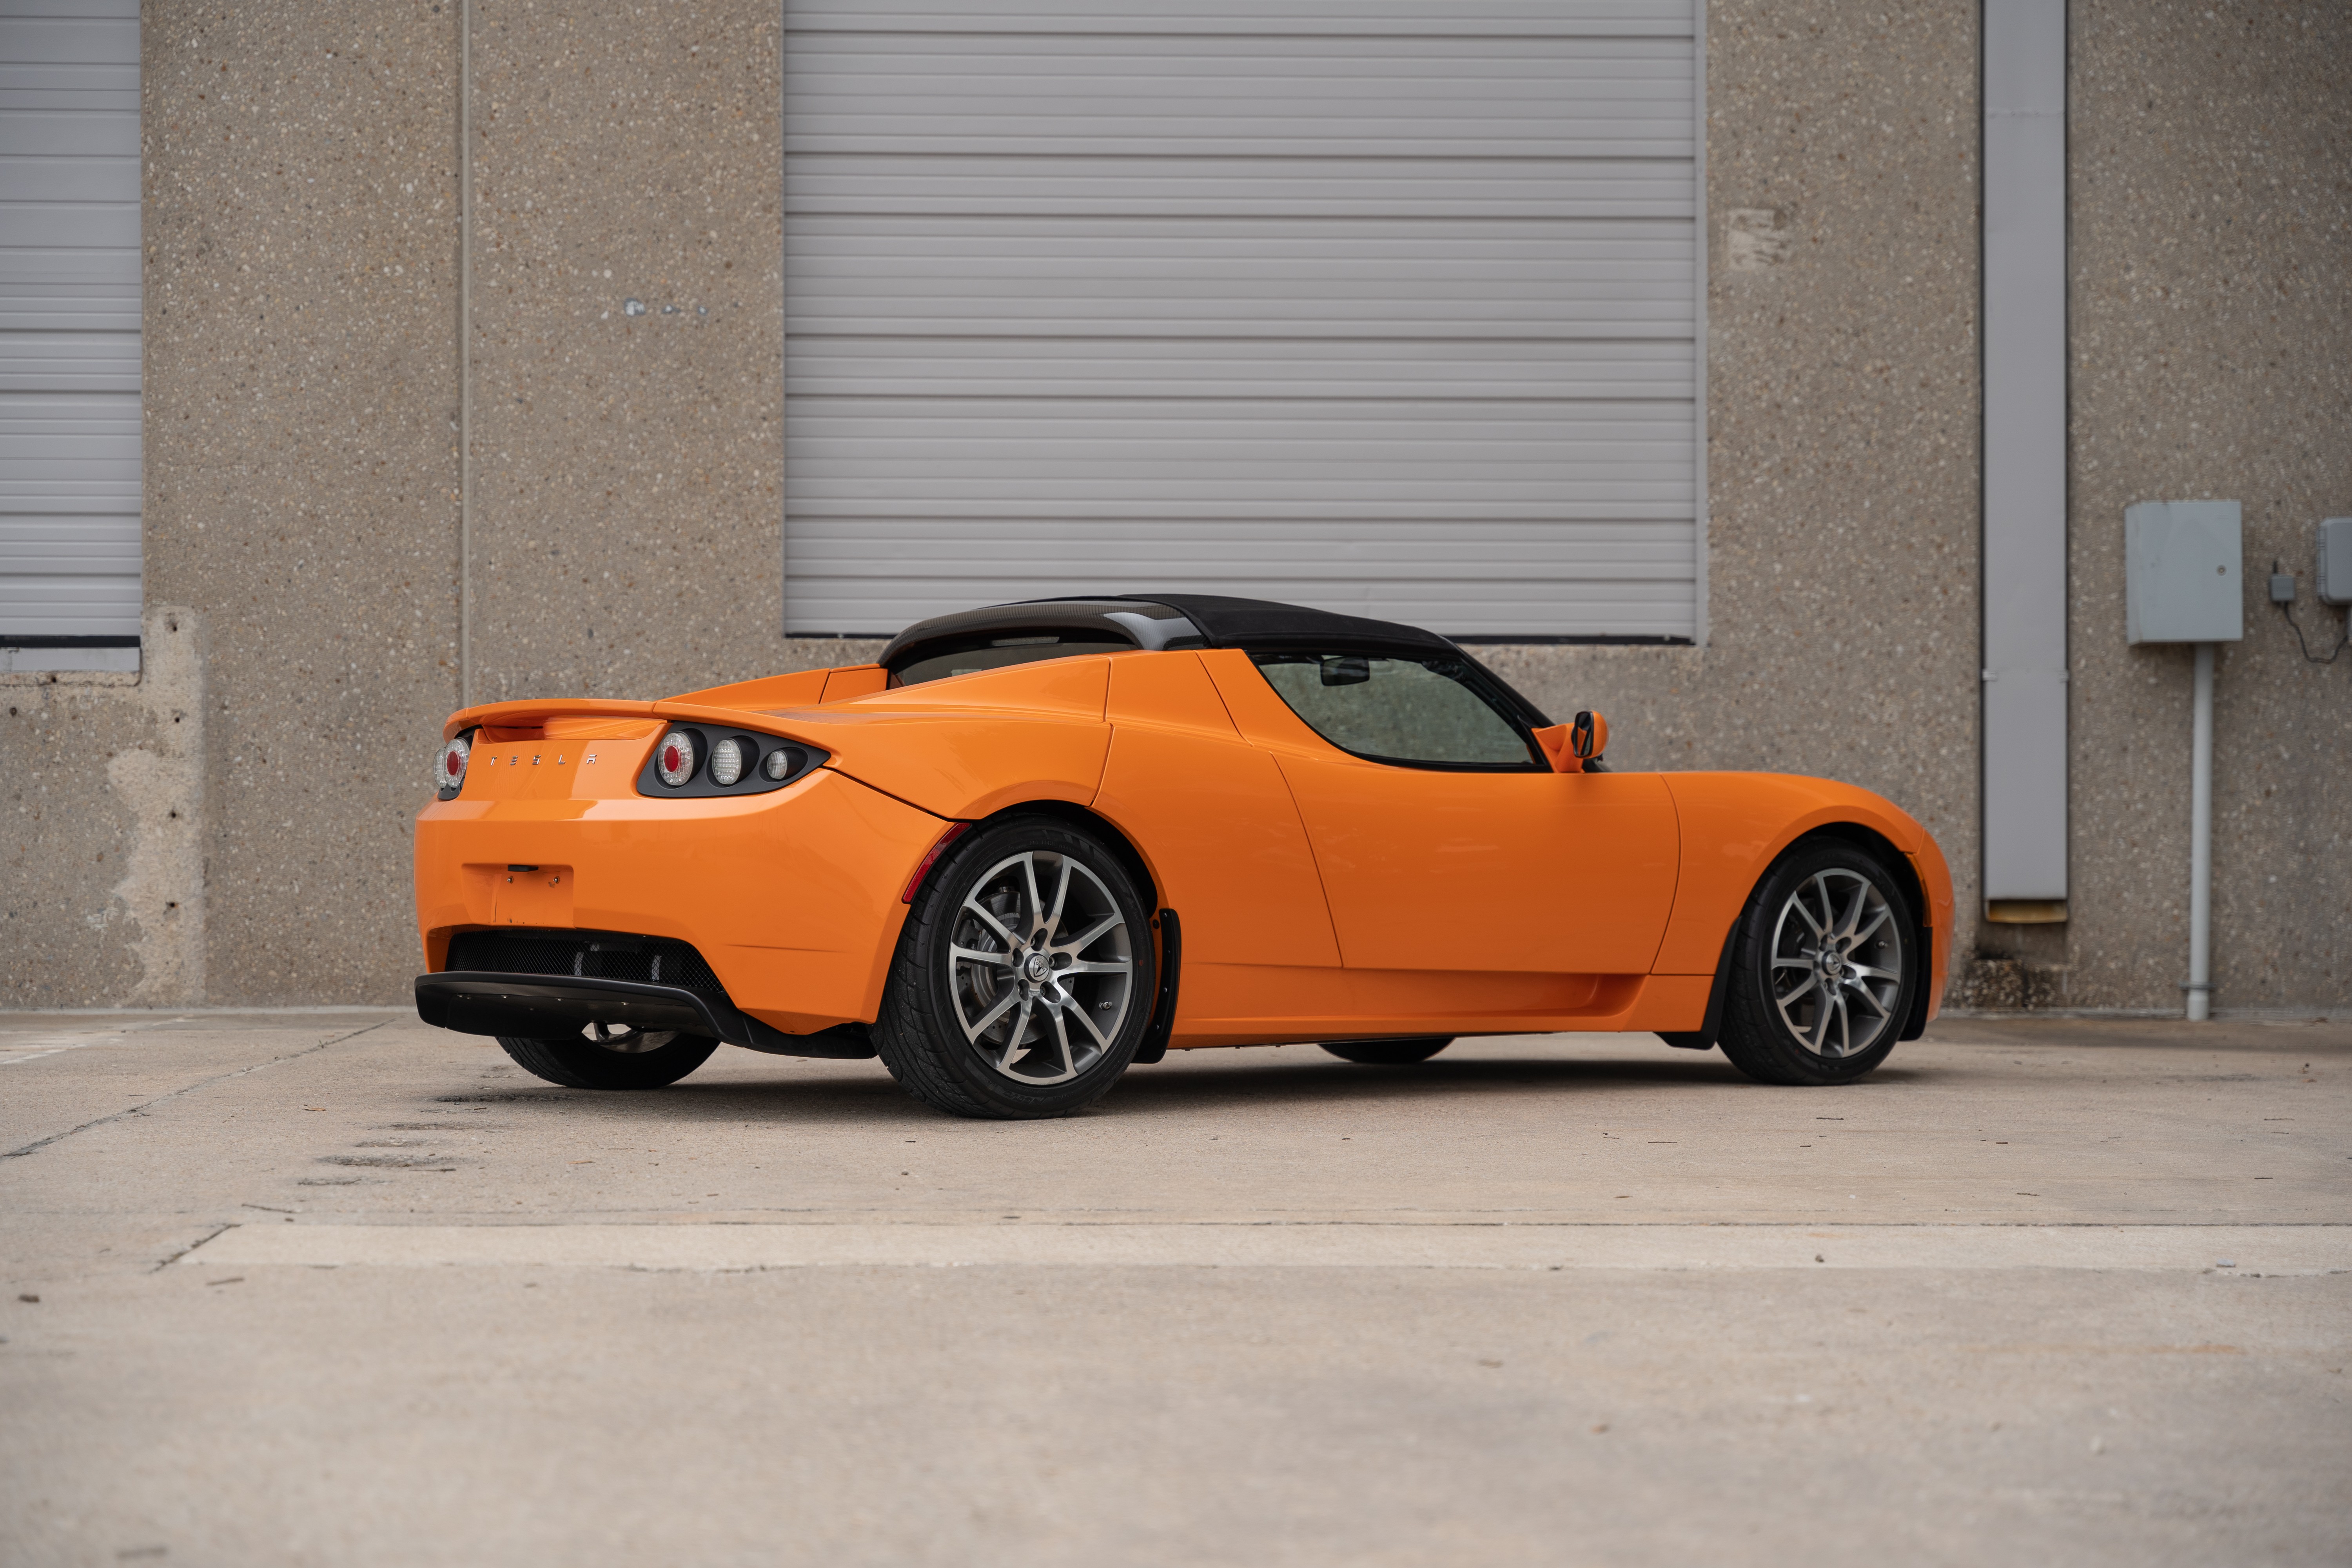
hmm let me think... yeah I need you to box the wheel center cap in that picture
[1022,952,1050,983]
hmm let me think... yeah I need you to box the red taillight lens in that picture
[655,729,697,787]
[437,735,471,793]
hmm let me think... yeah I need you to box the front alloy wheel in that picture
[1767,869,1904,1059]
[1718,841,1915,1086]
[874,817,1153,1118]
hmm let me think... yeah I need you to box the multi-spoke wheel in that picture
[873,817,1154,1118]
[1718,841,1916,1086]
[949,847,1137,1085]
[496,1025,719,1089]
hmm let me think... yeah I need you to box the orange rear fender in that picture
[722,656,1118,821]
[415,766,944,1033]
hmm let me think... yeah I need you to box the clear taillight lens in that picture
[655,729,697,787]
[710,737,745,786]
[437,735,470,792]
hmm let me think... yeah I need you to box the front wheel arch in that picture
[1668,824,1931,1053]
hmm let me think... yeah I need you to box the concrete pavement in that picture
[3,1013,2347,1565]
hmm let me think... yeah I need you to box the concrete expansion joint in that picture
[2,1020,385,1165]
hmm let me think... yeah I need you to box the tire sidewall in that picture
[1724,841,1916,1085]
[898,817,1154,1116]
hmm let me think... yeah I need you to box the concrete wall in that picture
[2059,0,2352,1011]
[134,2,466,1004]
[466,0,817,705]
[3,0,2344,1013]
[1,608,204,1008]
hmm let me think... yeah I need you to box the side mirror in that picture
[1535,711,1610,773]
[1571,710,1608,760]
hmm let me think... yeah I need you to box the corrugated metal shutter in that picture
[782,0,1700,641]
[0,0,140,653]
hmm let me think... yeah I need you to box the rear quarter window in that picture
[889,635,1132,687]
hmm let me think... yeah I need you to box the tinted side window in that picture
[1252,652,1539,769]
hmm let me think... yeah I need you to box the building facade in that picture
[3,0,2346,1013]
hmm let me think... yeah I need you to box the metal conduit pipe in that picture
[2124,500,2242,1022]
[2185,642,2214,1022]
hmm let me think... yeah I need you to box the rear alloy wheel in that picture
[496,1025,719,1090]
[874,818,1153,1119]
[1321,1037,1454,1065]
[1717,842,1916,1087]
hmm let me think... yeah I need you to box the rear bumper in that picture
[414,766,946,1034]
[415,971,876,1059]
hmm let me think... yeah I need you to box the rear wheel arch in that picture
[946,800,1183,1068]
[874,813,1158,1117]
[964,798,1161,912]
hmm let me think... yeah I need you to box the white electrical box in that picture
[2319,517,2352,606]
[2125,500,2243,644]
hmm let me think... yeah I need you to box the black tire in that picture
[496,1029,719,1090]
[1717,839,1917,1086]
[872,817,1154,1119]
[1320,1037,1454,1065]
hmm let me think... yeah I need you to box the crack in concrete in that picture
[2,1020,388,1161]
[154,1223,234,1274]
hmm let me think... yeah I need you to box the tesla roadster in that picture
[414,595,1952,1118]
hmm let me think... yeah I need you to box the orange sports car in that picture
[414,595,1952,1118]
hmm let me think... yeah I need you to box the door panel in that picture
[1273,753,1679,976]
[1094,651,1343,973]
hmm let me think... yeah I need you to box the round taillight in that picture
[655,729,697,787]
[762,746,794,781]
[437,735,470,791]
[710,737,745,787]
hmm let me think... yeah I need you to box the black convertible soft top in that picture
[1095,594,1459,657]
[879,593,1459,670]
[878,594,1550,728]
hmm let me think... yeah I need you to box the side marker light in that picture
[902,821,974,903]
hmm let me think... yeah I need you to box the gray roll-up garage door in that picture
[782,0,1700,642]
[0,0,140,662]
